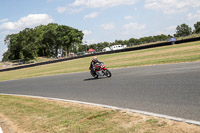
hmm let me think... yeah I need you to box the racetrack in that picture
[0,62,200,122]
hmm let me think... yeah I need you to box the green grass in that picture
[0,95,117,132]
[0,41,200,81]
[0,95,199,133]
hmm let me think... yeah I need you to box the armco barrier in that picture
[0,37,200,72]
[175,36,200,44]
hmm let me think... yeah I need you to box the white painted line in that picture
[0,127,3,133]
[1,93,200,126]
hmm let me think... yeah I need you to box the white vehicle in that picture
[102,45,127,52]
[102,47,111,52]
[110,45,127,51]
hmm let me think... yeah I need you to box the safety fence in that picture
[0,36,200,72]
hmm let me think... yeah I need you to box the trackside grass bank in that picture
[0,41,200,81]
[0,95,200,133]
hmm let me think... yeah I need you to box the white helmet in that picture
[92,56,97,62]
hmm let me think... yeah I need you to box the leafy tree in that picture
[4,34,20,60]
[34,25,47,56]
[129,38,139,46]
[19,28,38,60]
[78,44,89,53]
[3,23,83,61]
[194,21,200,34]
[57,25,83,56]
[114,40,124,45]
[42,23,59,57]
[89,44,97,51]
[2,51,10,61]
[174,23,192,37]
[94,42,110,52]
[123,40,129,46]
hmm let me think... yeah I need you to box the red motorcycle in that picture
[89,62,112,79]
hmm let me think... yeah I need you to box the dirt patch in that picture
[0,114,18,133]
[0,62,14,70]
[112,111,200,133]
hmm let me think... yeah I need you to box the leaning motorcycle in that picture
[89,62,112,79]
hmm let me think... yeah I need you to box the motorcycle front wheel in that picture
[105,69,112,77]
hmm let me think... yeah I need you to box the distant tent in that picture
[87,49,96,54]
[169,38,176,42]
[88,49,95,52]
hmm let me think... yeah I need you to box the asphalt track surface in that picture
[0,62,200,122]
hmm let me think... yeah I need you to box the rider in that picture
[90,56,100,73]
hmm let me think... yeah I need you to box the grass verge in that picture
[0,41,200,81]
[0,95,200,133]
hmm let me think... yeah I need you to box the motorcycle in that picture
[89,62,112,79]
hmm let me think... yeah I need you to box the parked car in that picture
[77,52,87,56]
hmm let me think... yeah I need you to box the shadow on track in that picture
[83,77,107,81]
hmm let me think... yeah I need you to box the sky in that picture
[0,0,200,61]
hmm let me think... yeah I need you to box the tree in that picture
[174,23,192,37]
[93,42,110,52]
[18,28,39,60]
[78,44,88,53]
[194,21,200,34]
[129,38,137,46]
[34,25,47,57]
[42,23,59,57]
[3,28,38,61]
[3,23,84,61]
[2,51,10,61]
[4,34,21,60]
[67,29,83,56]
[115,40,124,45]
[57,25,83,56]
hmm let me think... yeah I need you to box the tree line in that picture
[82,34,172,52]
[3,23,83,61]
[82,21,200,52]
[2,21,200,61]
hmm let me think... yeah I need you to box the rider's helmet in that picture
[92,56,98,62]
